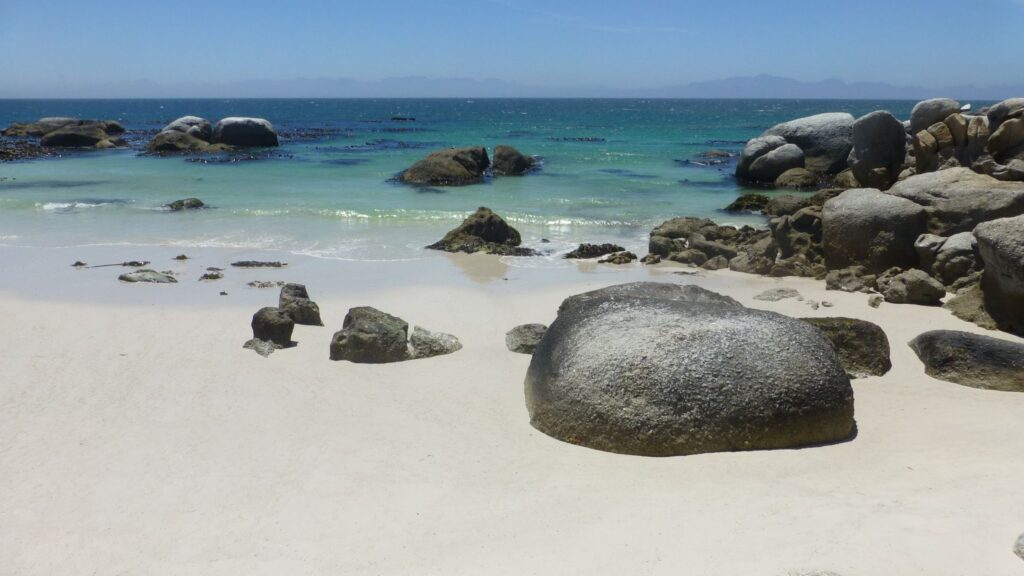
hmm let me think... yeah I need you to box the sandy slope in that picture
[1,247,1023,575]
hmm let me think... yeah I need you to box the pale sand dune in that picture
[1,247,1023,575]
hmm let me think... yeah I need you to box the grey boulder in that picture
[162,116,213,142]
[330,307,410,363]
[212,117,279,147]
[822,188,927,273]
[746,143,805,183]
[886,168,1024,235]
[525,283,854,456]
[251,307,294,347]
[491,145,536,176]
[848,110,906,189]
[505,323,548,354]
[876,268,946,306]
[764,112,855,174]
[974,214,1024,335]
[736,135,787,181]
[909,330,1024,392]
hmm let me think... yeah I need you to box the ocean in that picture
[0,98,917,263]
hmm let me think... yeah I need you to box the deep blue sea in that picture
[0,99,917,261]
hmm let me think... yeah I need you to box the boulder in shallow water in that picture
[909,330,1024,392]
[598,251,637,264]
[491,144,536,176]
[764,112,855,174]
[525,282,854,456]
[162,116,212,142]
[801,317,892,378]
[724,193,770,213]
[564,243,625,259]
[251,307,294,347]
[330,306,410,363]
[774,167,817,189]
[746,143,805,183]
[166,197,205,211]
[40,124,110,147]
[736,135,788,181]
[400,146,490,186]
[147,130,211,153]
[427,207,536,256]
[118,269,177,284]
[822,188,927,273]
[212,117,279,147]
[506,323,548,354]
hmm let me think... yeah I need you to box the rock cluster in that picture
[737,113,853,186]
[329,306,461,363]
[146,115,278,153]
[525,282,855,456]
[2,117,127,150]
[400,145,536,185]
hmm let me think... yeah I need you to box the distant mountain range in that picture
[4,74,1023,100]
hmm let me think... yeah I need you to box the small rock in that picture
[232,260,286,268]
[118,269,177,284]
[426,207,535,256]
[219,291,228,296]
[207,267,223,272]
[564,243,625,259]
[199,272,223,281]
[723,193,770,213]
[166,198,205,211]
[700,255,730,270]
[640,254,662,265]
[598,251,637,265]
[822,301,834,307]
[506,324,548,354]
[122,260,150,267]
[753,287,802,302]
[868,295,884,308]
[173,254,189,260]
[251,307,294,347]
[71,261,87,267]
[409,326,462,359]
[243,338,278,357]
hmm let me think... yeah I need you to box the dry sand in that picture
[1,245,1023,575]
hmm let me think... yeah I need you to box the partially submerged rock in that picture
[723,193,770,213]
[491,145,536,176]
[118,269,177,283]
[802,317,892,378]
[564,243,625,259]
[251,307,294,347]
[400,146,490,186]
[427,207,535,256]
[166,197,205,211]
[232,260,286,268]
[598,251,637,264]
[506,323,548,354]
[525,282,854,456]
[212,117,279,147]
[909,330,1024,392]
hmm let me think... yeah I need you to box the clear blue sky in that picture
[1,0,1022,95]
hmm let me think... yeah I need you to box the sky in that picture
[1,0,1023,97]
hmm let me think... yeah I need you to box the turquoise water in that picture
[0,99,916,261]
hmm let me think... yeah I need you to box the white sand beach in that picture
[1,245,1023,575]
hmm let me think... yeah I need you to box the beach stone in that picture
[801,317,892,378]
[975,214,1024,335]
[427,206,535,256]
[774,167,817,189]
[910,98,961,134]
[329,306,410,363]
[736,135,788,181]
[401,146,490,186]
[909,330,1024,392]
[243,338,278,357]
[598,251,637,265]
[118,269,178,284]
[525,283,854,456]
[746,143,805,183]
[876,268,945,306]
[147,130,211,153]
[166,197,205,211]
[848,110,906,189]
[491,144,535,176]
[764,112,855,174]
[409,326,462,359]
[822,188,927,273]
[278,283,323,326]
[506,323,548,354]
[211,117,278,147]
[700,255,730,270]
[825,265,876,293]
[564,243,625,259]
[251,307,294,347]
[753,287,801,302]
[162,116,212,142]
[724,193,770,213]
[886,168,1024,235]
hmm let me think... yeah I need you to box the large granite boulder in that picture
[764,112,855,174]
[801,317,892,378]
[974,215,1024,335]
[526,282,855,456]
[427,207,535,256]
[329,307,410,363]
[745,143,805,183]
[822,188,927,273]
[910,98,961,134]
[279,283,323,326]
[251,307,294,347]
[211,117,278,147]
[885,168,1024,235]
[736,135,788,181]
[400,146,490,186]
[491,145,535,176]
[915,232,979,286]
[162,116,212,141]
[909,330,1024,392]
[848,111,906,189]
[558,282,740,314]
[987,98,1024,132]
[40,124,110,147]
